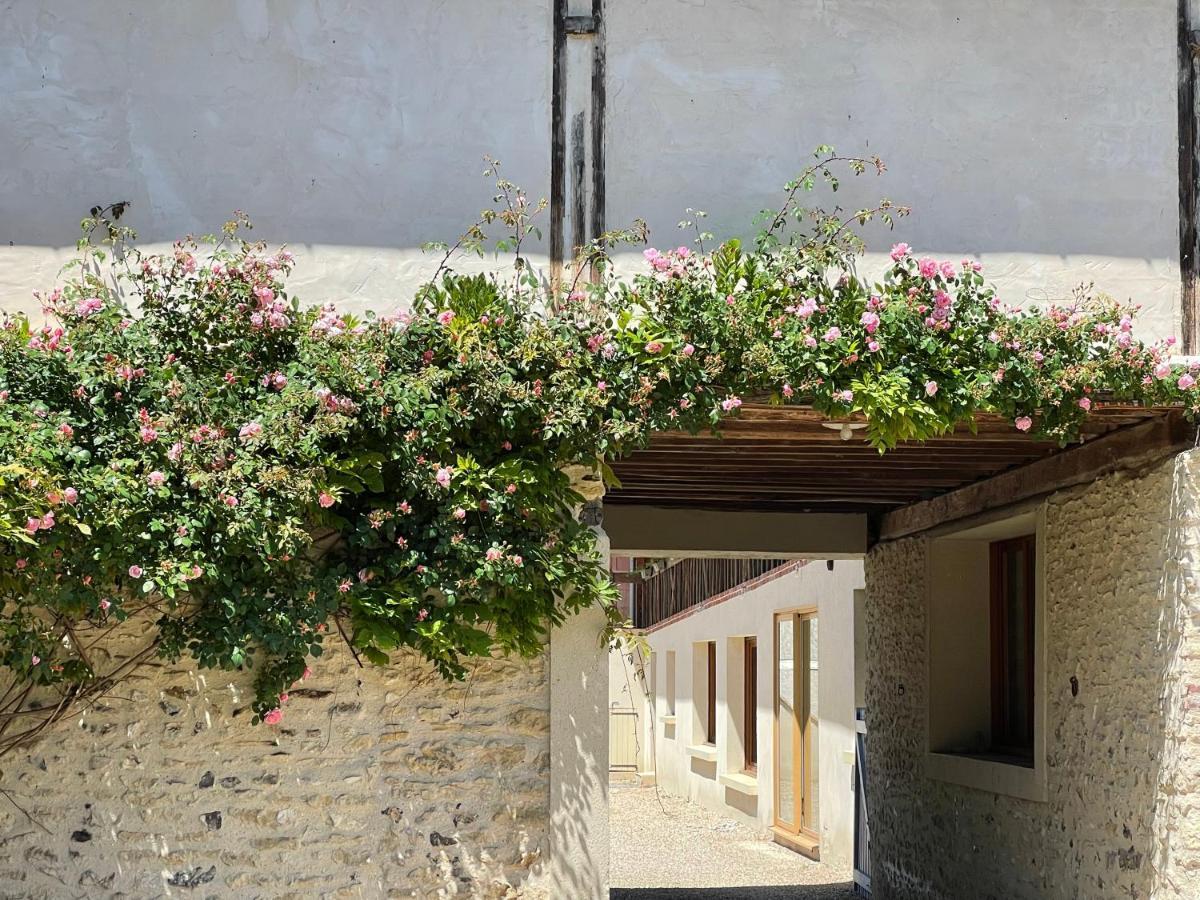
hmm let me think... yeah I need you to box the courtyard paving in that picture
[609,781,858,900]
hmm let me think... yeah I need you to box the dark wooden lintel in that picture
[565,14,597,34]
[876,412,1195,542]
[1181,0,1198,352]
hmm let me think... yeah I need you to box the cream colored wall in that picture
[608,638,653,774]
[642,560,864,866]
[865,450,1200,899]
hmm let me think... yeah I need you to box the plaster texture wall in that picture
[0,629,555,899]
[2,1,1186,345]
[0,0,552,318]
[643,559,863,865]
[864,449,1200,899]
[604,0,1181,341]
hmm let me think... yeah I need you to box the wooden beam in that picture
[877,412,1196,542]
[604,506,869,558]
[1181,0,1199,352]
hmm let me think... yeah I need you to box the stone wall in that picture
[0,633,552,898]
[864,449,1200,899]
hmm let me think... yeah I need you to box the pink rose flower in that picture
[918,258,939,279]
[99,599,111,611]
[1179,373,1197,390]
[782,384,794,399]
[30,655,40,667]
[860,311,880,333]
[147,471,165,486]
[682,343,695,356]
[263,709,283,725]
[437,310,455,326]
[139,425,158,443]
[25,518,40,534]
[645,341,664,354]
[238,422,262,440]
[721,396,743,412]
[1015,416,1033,432]
[823,327,841,343]
[925,381,938,397]
[436,467,452,488]
[318,492,335,508]
[128,565,143,578]
[890,242,911,262]
[64,487,78,504]
[486,547,504,562]
[1078,397,1092,411]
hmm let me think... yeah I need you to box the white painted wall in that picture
[641,560,864,866]
[604,0,1181,341]
[1,1,1186,345]
[0,1,552,317]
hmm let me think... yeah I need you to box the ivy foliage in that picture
[0,151,1194,721]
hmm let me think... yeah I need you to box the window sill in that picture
[719,772,758,796]
[926,751,1046,802]
[686,744,718,762]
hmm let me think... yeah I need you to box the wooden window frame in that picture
[744,637,758,773]
[989,534,1036,759]
[705,641,717,745]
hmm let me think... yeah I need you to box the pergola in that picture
[603,402,1193,556]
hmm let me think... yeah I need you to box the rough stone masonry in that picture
[0,634,553,899]
[864,449,1200,899]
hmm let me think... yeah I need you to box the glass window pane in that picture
[777,616,795,826]
[804,616,820,833]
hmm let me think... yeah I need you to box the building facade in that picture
[634,560,865,867]
[3,2,1200,898]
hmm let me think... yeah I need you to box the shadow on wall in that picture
[0,630,555,898]
[547,603,611,900]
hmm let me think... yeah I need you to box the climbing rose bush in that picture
[0,152,1196,724]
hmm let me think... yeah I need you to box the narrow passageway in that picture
[609,782,856,899]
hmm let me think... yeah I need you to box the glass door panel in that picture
[775,611,820,841]
[775,614,797,829]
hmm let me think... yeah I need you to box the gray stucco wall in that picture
[1,1,1185,341]
[0,1,552,316]
[603,0,1180,339]
[864,449,1200,899]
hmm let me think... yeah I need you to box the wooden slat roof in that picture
[607,403,1184,515]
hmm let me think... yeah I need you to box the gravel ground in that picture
[609,782,858,900]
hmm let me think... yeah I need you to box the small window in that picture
[706,641,717,745]
[990,535,1035,761]
[744,637,758,772]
